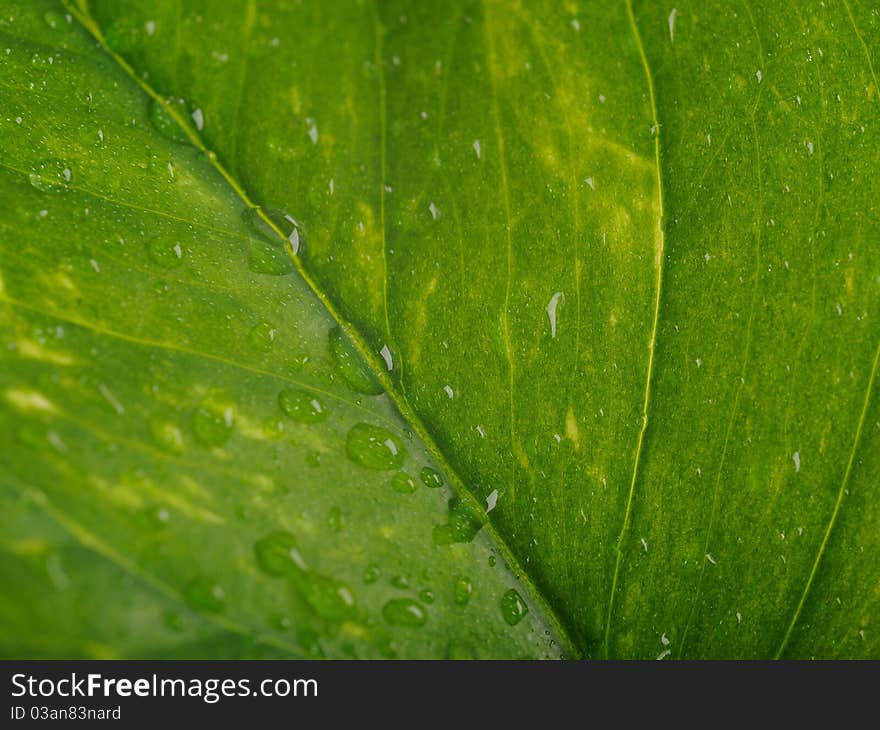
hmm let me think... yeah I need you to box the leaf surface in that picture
[1,0,879,658]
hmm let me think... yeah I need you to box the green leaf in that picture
[1,0,879,659]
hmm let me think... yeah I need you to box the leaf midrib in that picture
[63,0,582,658]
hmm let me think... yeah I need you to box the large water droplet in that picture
[391,472,416,494]
[454,576,473,606]
[419,466,443,489]
[382,598,427,627]
[184,577,225,613]
[254,531,307,577]
[278,389,327,423]
[433,497,484,545]
[148,98,193,144]
[147,239,184,268]
[328,327,384,395]
[29,159,72,193]
[346,423,406,470]
[191,400,234,447]
[500,588,528,626]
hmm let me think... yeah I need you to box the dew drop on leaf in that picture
[149,417,184,454]
[184,577,225,613]
[146,238,183,268]
[500,588,528,626]
[454,577,473,606]
[328,327,384,395]
[345,422,406,470]
[432,497,484,545]
[382,598,427,627]
[248,321,277,352]
[278,388,327,423]
[419,466,443,489]
[391,471,416,494]
[28,159,72,193]
[418,589,435,604]
[254,530,306,577]
[43,11,65,29]
[301,574,356,621]
[191,401,234,447]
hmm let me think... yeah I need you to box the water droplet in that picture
[346,423,406,470]
[184,577,225,613]
[433,497,484,545]
[302,575,356,621]
[488,555,497,567]
[382,598,427,627]
[418,588,435,604]
[248,321,277,352]
[454,577,473,605]
[43,11,65,29]
[278,388,327,423]
[500,588,528,626]
[149,417,184,454]
[191,400,234,447]
[419,466,443,489]
[148,98,193,144]
[390,574,409,590]
[147,239,183,268]
[29,159,72,193]
[262,417,286,439]
[363,563,381,584]
[328,327,384,395]
[254,531,308,577]
[391,471,416,494]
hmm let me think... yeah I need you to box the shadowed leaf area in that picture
[1,0,878,659]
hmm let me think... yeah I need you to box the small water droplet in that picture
[184,577,225,613]
[29,159,72,193]
[454,577,473,605]
[191,400,234,447]
[391,471,416,494]
[149,417,184,454]
[248,321,277,352]
[419,466,443,489]
[390,574,409,589]
[363,563,381,584]
[328,327,384,395]
[148,98,193,144]
[418,588,435,604]
[302,575,356,621]
[147,239,183,268]
[278,388,327,423]
[346,423,406,470]
[500,588,528,626]
[382,598,427,627]
[43,11,65,29]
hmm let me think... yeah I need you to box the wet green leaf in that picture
[1,0,878,659]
